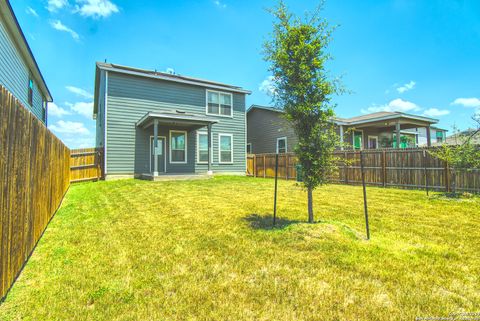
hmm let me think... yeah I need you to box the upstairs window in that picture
[207,90,232,117]
[28,78,33,106]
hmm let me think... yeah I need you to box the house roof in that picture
[0,1,52,101]
[247,105,439,126]
[94,62,251,117]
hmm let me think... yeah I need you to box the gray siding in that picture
[247,108,298,154]
[104,72,246,175]
[0,17,44,122]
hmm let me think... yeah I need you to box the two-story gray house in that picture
[0,1,52,123]
[93,62,251,180]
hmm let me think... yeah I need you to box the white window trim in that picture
[196,131,213,164]
[246,143,252,154]
[367,135,378,149]
[169,130,188,164]
[352,129,364,150]
[218,133,234,164]
[149,135,167,173]
[206,89,233,118]
[276,137,287,154]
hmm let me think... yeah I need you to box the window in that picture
[170,130,187,163]
[436,131,444,143]
[42,97,47,123]
[219,134,233,163]
[28,78,33,106]
[207,90,232,117]
[276,137,287,154]
[246,143,252,154]
[368,136,378,149]
[196,132,211,163]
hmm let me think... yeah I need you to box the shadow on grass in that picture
[243,213,302,230]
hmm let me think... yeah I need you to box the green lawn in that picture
[1,176,479,320]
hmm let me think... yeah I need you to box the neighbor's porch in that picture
[339,115,435,150]
[135,111,218,179]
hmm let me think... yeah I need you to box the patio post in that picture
[153,119,159,176]
[207,123,213,175]
[426,125,432,147]
[395,121,401,148]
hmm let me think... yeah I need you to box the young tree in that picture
[429,115,480,193]
[263,1,342,223]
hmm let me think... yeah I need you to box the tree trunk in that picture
[308,187,314,223]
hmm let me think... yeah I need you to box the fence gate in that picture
[70,148,103,183]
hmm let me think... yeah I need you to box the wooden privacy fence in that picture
[247,149,480,193]
[70,148,103,183]
[0,85,70,301]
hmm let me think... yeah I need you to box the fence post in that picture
[253,155,257,177]
[444,161,450,193]
[263,155,266,178]
[285,154,288,180]
[344,151,348,184]
[360,151,370,240]
[382,150,387,187]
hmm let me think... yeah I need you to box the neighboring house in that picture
[0,1,52,123]
[444,128,480,145]
[247,105,444,153]
[93,62,251,180]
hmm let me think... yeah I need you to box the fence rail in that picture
[70,148,103,183]
[1,85,70,300]
[247,149,480,193]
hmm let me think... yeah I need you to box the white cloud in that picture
[214,0,227,8]
[451,97,480,108]
[47,0,68,12]
[259,76,277,96]
[49,120,90,135]
[50,20,80,41]
[48,102,71,118]
[362,98,421,114]
[66,102,94,118]
[75,0,119,18]
[396,81,416,94]
[66,86,93,99]
[26,7,39,17]
[422,108,450,117]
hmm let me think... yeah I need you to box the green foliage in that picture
[429,115,480,169]
[263,1,342,193]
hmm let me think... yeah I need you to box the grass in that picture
[0,176,479,320]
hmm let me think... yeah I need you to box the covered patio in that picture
[136,111,218,179]
[337,112,437,149]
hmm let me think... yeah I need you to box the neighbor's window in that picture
[207,90,232,116]
[246,143,252,154]
[276,137,287,154]
[42,97,47,123]
[170,131,187,163]
[436,131,444,143]
[197,132,209,163]
[28,78,33,106]
[219,134,233,163]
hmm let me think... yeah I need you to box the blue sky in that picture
[11,0,480,148]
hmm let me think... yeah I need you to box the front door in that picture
[150,136,166,173]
